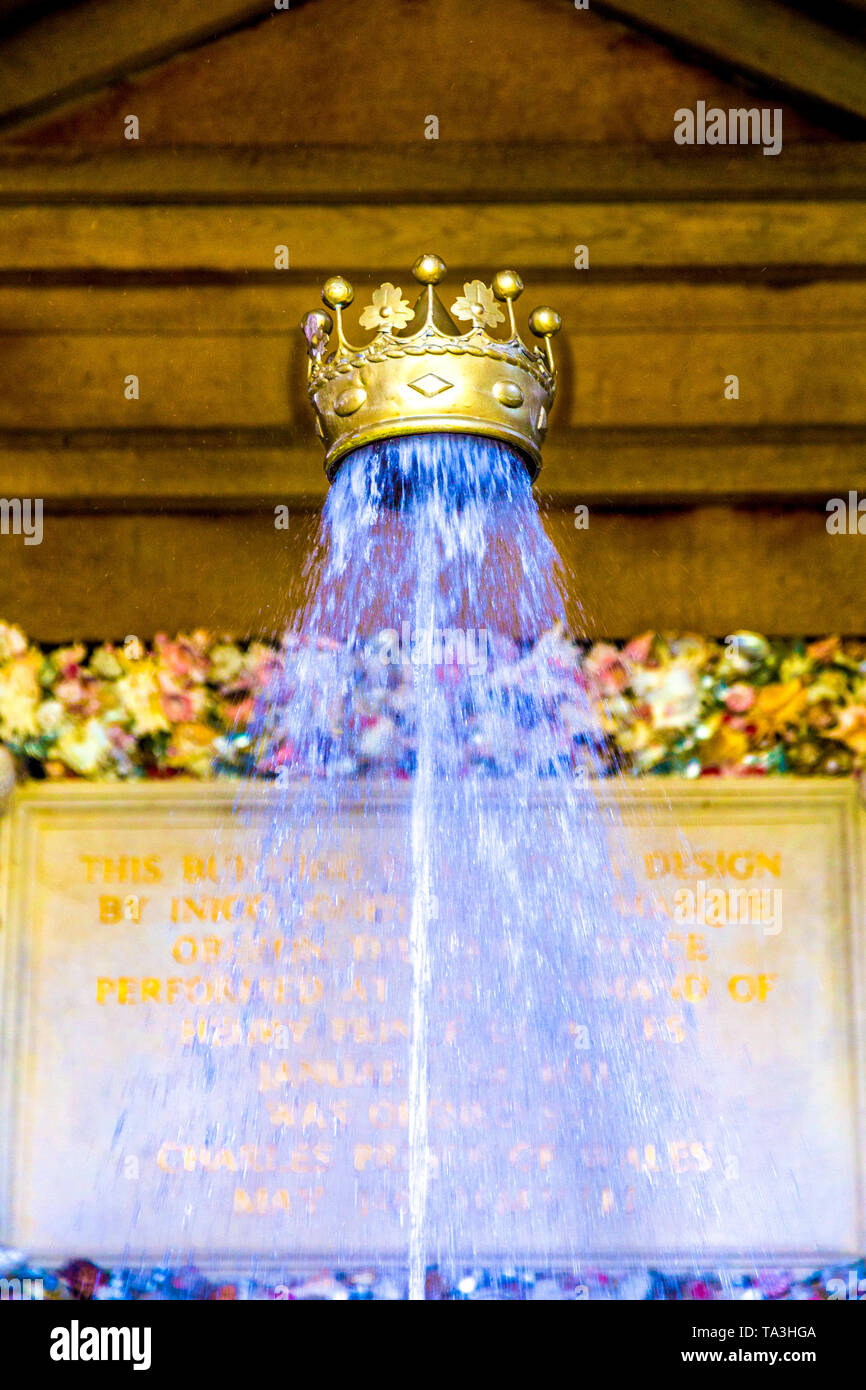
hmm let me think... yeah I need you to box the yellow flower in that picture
[36,699,65,734]
[0,622,28,661]
[115,662,170,735]
[359,283,413,332]
[55,718,112,776]
[89,645,124,679]
[700,724,750,767]
[209,642,245,685]
[0,651,42,738]
[50,643,87,669]
[778,652,813,683]
[616,718,655,753]
[450,279,505,330]
[633,739,671,771]
[804,669,851,704]
[668,633,713,668]
[595,694,632,734]
[165,722,217,776]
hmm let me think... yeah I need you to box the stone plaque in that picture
[1,780,863,1265]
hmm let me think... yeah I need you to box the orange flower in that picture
[750,680,808,738]
[826,705,866,756]
[806,636,840,664]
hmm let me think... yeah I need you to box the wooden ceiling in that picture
[0,0,865,135]
[0,0,864,638]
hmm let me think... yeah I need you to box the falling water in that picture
[14,433,843,1297]
[257,431,702,1291]
[406,516,435,1302]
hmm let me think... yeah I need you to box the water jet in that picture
[269,256,693,1297]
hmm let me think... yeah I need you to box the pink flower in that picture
[269,743,299,768]
[225,696,255,727]
[724,714,755,733]
[55,676,101,717]
[724,682,755,713]
[754,1270,794,1298]
[624,631,654,664]
[585,642,630,695]
[686,1280,714,1300]
[161,689,198,722]
[51,643,87,675]
[434,660,464,686]
[108,727,137,752]
[154,632,208,683]
[157,672,206,723]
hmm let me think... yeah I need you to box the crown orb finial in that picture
[322,276,354,310]
[301,309,333,358]
[528,306,562,338]
[492,269,524,301]
[412,253,447,286]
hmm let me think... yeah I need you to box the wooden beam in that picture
[598,0,866,121]
[540,431,866,504]
[1,280,863,334]
[0,202,862,273]
[2,432,864,508]
[0,327,863,429]
[545,505,866,638]
[0,0,273,132]
[0,143,865,204]
[1,505,862,641]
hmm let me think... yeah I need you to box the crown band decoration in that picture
[301,254,561,480]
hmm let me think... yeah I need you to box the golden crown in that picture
[301,253,561,480]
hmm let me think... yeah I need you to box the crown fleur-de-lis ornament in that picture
[301,254,561,480]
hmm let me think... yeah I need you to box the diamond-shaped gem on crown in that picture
[408,373,454,398]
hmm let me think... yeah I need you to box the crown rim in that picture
[324,418,543,481]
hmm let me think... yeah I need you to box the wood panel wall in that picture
[0,0,863,640]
